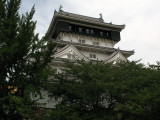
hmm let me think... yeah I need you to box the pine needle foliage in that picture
[0,0,56,119]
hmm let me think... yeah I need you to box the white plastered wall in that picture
[57,32,116,48]
[30,90,60,108]
[80,50,109,61]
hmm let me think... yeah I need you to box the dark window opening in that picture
[79,39,85,43]
[106,32,109,37]
[34,94,37,97]
[86,29,89,34]
[69,26,72,31]
[79,28,82,32]
[90,30,95,35]
[90,54,96,59]
[100,31,103,36]
[93,54,96,58]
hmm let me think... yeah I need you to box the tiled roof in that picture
[55,10,125,28]
[55,40,134,58]
[48,10,125,36]
[57,11,104,23]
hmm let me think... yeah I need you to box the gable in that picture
[54,44,89,61]
[104,51,127,63]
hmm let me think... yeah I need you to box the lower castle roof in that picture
[54,40,134,58]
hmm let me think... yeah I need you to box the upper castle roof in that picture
[47,10,125,36]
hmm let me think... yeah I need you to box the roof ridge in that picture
[55,10,125,28]
[60,11,101,20]
[57,11,104,23]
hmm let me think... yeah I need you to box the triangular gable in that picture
[104,51,127,63]
[54,44,89,61]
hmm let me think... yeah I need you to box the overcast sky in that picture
[20,0,160,65]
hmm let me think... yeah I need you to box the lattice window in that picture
[86,29,89,34]
[90,30,95,35]
[69,25,72,31]
[90,54,96,59]
[100,31,103,36]
[78,28,82,32]
[79,39,85,44]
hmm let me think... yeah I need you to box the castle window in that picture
[86,29,89,34]
[90,30,95,35]
[90,54,96,59]
[69,25,72,31]
[106,32,109,37]
[53,68,58,74]
[79,39,85,44]
[100,31,103,36]
[53,68,62,74]
[57,69,62,74]
[106,32,110,38]
[35,94,37,97]
[78,28,82,33]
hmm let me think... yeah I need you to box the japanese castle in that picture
[31,8,134,108]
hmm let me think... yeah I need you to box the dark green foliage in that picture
[48,60,160,120]
[0,0,56,119]
[0,95,33,120]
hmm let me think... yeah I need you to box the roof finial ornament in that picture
[99,13,103,21]
[59,5,63,12]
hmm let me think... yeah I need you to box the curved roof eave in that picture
[47,11,125,36]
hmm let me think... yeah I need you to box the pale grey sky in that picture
[20,0,160,64]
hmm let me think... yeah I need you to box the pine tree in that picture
[0,0,56,119]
